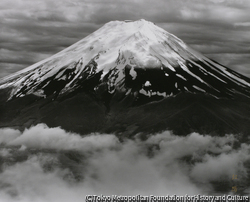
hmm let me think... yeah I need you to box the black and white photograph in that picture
[0,0,250,201]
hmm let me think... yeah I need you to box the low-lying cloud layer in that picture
[0,0,250,78]
[0,124,250,202]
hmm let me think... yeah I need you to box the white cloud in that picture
[8,124,119,151]
[0,124,249,202]
[0,156,86,202]
[235,22,250,27]
[191,149,249,182]
[0,128,21,144]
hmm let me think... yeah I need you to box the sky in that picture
[0,0,250,78]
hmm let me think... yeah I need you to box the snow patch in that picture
[184,86,189,91]
[145,81,151,87]
[176,74,187,81]
[129,67,137,80]
[156,92,167,97]
[178,61,207,85]
[139,88,151,97]
[193,85,206,93]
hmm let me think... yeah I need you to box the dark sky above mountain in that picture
[0,0,250,78]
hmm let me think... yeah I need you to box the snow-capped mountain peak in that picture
[1,19,250,101]
[1,19,250,137]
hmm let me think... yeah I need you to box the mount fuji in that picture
[1,19,250,137]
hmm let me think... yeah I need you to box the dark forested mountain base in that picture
[1,85,250,139]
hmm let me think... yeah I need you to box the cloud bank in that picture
[0,124,250,202]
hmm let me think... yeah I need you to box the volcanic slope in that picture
[1,19,250,136]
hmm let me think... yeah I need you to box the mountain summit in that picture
[1,19,250,136]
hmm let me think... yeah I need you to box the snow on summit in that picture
[1,19,250,100]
